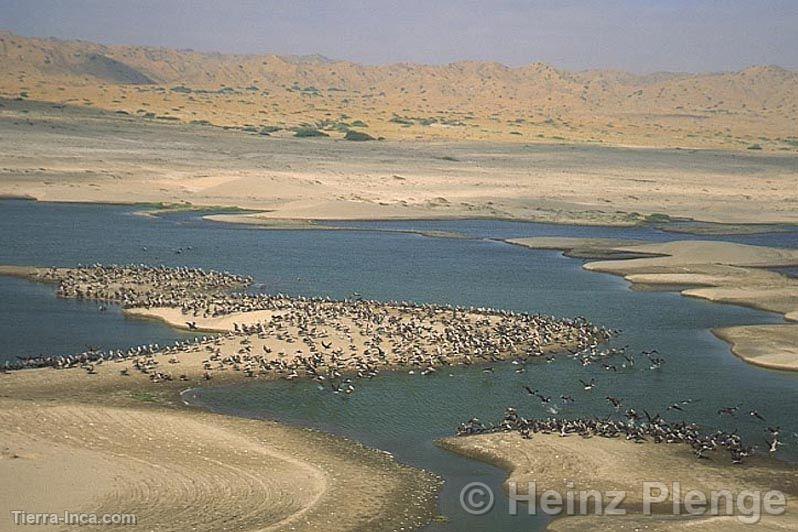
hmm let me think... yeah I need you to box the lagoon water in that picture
[1,198,797,529]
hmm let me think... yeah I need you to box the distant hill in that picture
[1,30,796,150]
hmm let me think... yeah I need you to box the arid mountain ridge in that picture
[1,30,797,149]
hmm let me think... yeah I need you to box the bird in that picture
[647,354,665,370]
[579,378,596,391]
[606,396,623,410]
[717,404,741,417]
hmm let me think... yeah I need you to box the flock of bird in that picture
[45,264,252,307]
[456,408,768,464]
[4,265,613,392]
[454,342,790,463]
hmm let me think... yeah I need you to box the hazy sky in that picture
[2,0,797,72]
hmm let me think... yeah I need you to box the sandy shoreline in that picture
[0,385,440,532]
[507,238,798,371]
[2,98,797,228]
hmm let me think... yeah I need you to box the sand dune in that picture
[2,31,797,150]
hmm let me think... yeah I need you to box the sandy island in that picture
[507,238,798,371]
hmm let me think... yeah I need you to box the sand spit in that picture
[714,325,798,372]
[204,213,336,230]
[507,238,798,371]
[202,213,469,240]
[441,432,798,530]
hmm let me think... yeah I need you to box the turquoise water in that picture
[1,199,797,529]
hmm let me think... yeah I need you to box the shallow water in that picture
[1,199,797,529]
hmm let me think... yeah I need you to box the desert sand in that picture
[2,98,797,227]
[2,31,797,151]
[441,432,798,530]
[508,238,798,371]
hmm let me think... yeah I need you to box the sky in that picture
[1,0,797,73]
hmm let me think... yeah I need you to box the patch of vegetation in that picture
[645,213,672,223]
[294,127,329,138]
[129,391,163,403]
[389,115,414,126]
[344,130,376,141]
[136,202,251,216]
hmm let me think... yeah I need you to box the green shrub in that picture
[645,213,672,223]
[294,127,328,138]
[344,130,376,141]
